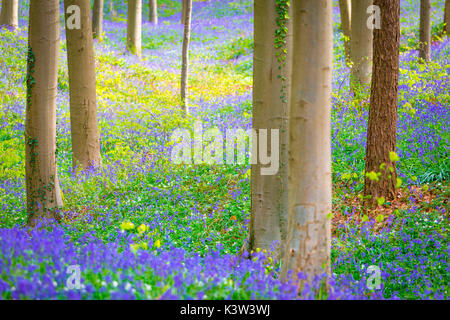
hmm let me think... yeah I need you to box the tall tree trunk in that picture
[92,0,104,40]
[350,0,373,91]
[249,0,291,257]
[445,0,450,34]
[339,0,351,64]
[281,0,333,281]
[180,0,192,112]
[181,0,186,25]
[419,0,431,62]
[64,0,102,170]
[364,0,400,204]
[26,0,63,227]
[149,0,157,24]
[110,0,117,17]
[0,0,18,29]
[127,0,142,57]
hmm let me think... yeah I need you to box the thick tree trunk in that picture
[281,0,333,281]
[338,0,351,63]
[419,0,431,62]
[64,0,102,170]
[364,0,400,204]
[26,0,63,227]
[249,0,291,257]
[0,0,18,29]
[350,0,373,91]
[92,0,104,40]
[127,0,142,57]
[180,0,192,112]
[149,0,157,24]
[445,0,450,34]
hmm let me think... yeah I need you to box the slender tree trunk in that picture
[249,0,292,257]
[149,0,157,24]
[64,0,102,170]
[110,0,117,17]
[92,0,104,40]
[339,0,351,64]
[180,0,192,112]
[26,0,63,227]
[364,0,400,204]
[445,0,450,34]
[350,0,373,91]
[127,0,142,57]
[0,0,18,29]
[281,0,333,281]
[419,0,431,62]
[181,0,186,25]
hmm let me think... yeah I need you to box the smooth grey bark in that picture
[281,0,333,281]
[26,0,63,227]
[249,0,292,258]
[127,0,142,57]
[149,0,157,24]
[180,0,192,112]
[64,0,102,170]
[0,0,18,29]
[93,0,104,40]
[350,0,373,91]
[339,0,351,63]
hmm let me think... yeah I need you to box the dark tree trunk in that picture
[364,0,401,204]
[444,0,450,34]
[419,0,431,62]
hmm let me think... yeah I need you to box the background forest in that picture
[0,0,448,300]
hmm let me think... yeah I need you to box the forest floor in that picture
[0,0,448,299]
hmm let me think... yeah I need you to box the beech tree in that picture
[0,0,18,29]
[26,0,63,227]
[339,0,351,63]
[149,0,157,24]
[180,0,192,112]
[92,0,104,40]
[281,0,333,280]
[181,0,186,25]
[249,0,291,256]
[364,0,401,203]
[419,0,431,62]
[109,0,117,17]
[127,0,142,57]
[350,0,373,91]
[64,0,102,170]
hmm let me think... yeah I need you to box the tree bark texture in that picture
[180,0,192,112]
[26,0,63,227]
[127,0,142,57]
[281,0,333,281]
[350,0,373,90]
[64,0,103,170]
[364,0,401,203]
[250,0,292,257]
